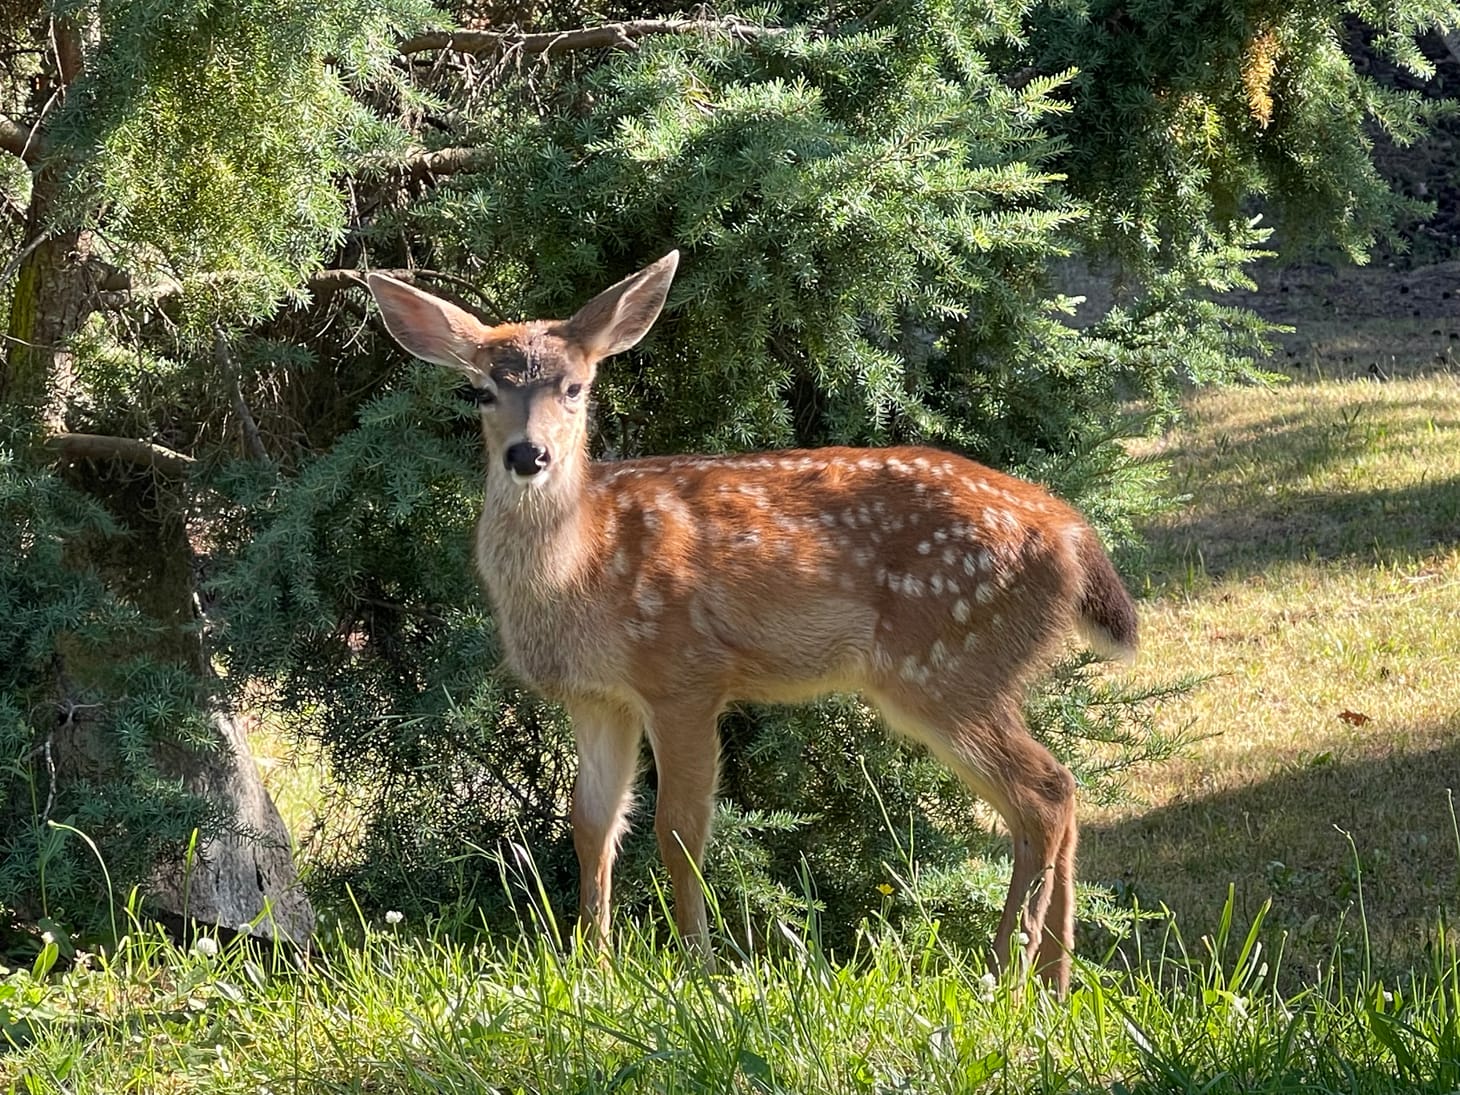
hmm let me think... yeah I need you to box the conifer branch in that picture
[47,433,196,476]
[397,17,783,58]
[214,326,268,463]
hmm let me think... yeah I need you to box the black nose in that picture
[504,441,550,476]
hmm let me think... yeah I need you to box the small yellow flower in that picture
[876,883,894,896]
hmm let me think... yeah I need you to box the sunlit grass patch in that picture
[1085,367,1460,977]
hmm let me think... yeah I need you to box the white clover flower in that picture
[40,930,56,946]
[236,921,254,937]
[385,910,404,925]
[192,936,219,958]
[1231,995,1248,1017]
[977,971,998,1002]
[1015,931,1030,946]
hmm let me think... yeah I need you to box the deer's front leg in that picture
[569,699,644,950]
[646,696,723,953]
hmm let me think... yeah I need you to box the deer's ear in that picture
[562,251,679,361]
[367,274,490,371]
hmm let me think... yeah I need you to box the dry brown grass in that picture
[1084,362,1460,979]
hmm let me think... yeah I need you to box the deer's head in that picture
[368,252,679,488]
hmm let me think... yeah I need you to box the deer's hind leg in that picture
[874,692,1078,994]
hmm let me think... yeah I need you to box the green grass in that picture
[5,890,1460,1093]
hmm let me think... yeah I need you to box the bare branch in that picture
[47,433,196,477]
[397,17,783,58]
[0,116,41,163]
[214,326,268,463]
[399,145,493,179]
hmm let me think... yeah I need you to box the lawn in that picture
[1084,362,1460,984]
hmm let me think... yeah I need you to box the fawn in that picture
[367,252,1137,993]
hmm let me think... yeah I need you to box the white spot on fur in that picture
[635,586,664,616]
[917,541,931,555]
[689,600,714,636]
[976,584,995,605]
[900,656,928,683]
[963,632,979,652]
[952,599,971,623]
[930,574,944,595]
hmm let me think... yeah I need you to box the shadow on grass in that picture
[1142,392,1460,584]
[1082,717,1460,983]
[1148,474,1460,583]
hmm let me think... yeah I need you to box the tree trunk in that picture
[7,167,315,949]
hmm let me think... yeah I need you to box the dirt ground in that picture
[1225,260,1459,379]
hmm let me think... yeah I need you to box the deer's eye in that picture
[565,383,584,400]
[457,383,496,407]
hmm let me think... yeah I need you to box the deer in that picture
[366,251,1138,994]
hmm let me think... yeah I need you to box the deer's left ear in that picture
[562,251,679,362]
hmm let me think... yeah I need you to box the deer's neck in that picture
[475,455,604,602]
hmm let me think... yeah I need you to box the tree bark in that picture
[48,462,316,946]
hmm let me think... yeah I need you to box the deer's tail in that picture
[1073,531,1139,663]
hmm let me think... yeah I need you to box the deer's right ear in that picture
[563,250,679,362]
[367,274,489,371]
